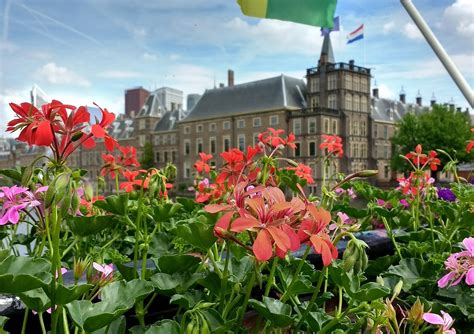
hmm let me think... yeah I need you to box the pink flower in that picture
[0,185,45,225]
[347,188,356,199]
[93,262,114,279]
[399,199,409,208]
[337,212,351,225]
[438,237,474,288]
[423,311,456,334]
[376,199,385,206]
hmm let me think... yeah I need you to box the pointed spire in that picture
[319,34,335,64]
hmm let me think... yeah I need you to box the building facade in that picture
[125,87,150,118]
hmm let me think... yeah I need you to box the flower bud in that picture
[407,298,424,326]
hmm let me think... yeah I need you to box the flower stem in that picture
[281,245,311,302]
[237,265,257,328]
[39,312,47,334]
[219,241,231,313]
[21,308,29,334]
[381,217,403,259]
[295,267,327,330]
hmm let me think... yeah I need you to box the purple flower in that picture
[337,212,351,225]
[347,188,356,199]
[423,311,456,333]
[399,199,409,208]
[438,237,474,288]
[437,187,456,202]
[376,199,385,206]
[334,188,345,195]
[0,185,44,225]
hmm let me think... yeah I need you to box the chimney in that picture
[399,87,406,104]
[349,59,354,69]
[430,93,436,107]
[228,69,234,87]
[456,107,461,112]
[219,83,224,88]
[372,88,379,99]
[416,90,422,106]
[449,98,455,111]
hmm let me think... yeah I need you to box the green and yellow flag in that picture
[237,0,337,28]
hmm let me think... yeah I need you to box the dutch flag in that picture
[347,24,364,44]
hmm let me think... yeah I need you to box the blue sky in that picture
[0,0,473,134]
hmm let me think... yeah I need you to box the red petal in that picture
[34,121,54,146]
[281,224,300,251]
[91,124,105,138]
[214,211,234,235]
[231,216,260,232]
[253,230,273,261]
[266,226,291,252]
[74,106,90,125]
[82,137,96,148]
[204,204,231,213]
[104,136,116,151]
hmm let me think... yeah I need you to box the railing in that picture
[288,107,341,117]
[307,62,371,75]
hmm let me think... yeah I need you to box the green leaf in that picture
[0,256,51,293]
[349,282,390,301]
[94,194,129,215]
[130,320,180,334]
[304,309,332,332]
[150,272,203,295]
[153,203,183,221]
[0,315,9,332]
[90,316,126,334]
[386,258,438,291]
[54,283,93,305]
[66,279,153,332]
[68,215,117,237]
[18,288,50,313]
[113,262,137,282]
[0,168,22,182]
[174,221,217,251]
[169,290,203,309]
[201,309,230,333]
[156,254,200,274]
[249,296,294,328]
[176,197,199,212]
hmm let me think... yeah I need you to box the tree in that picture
[391,104,472,172]
[140,142,155,170]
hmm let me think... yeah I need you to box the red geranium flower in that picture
[287,163,314,184]
[466,128,474,153]
[320,135,343,157]
[194,152,213,174]
[84,103,117,151]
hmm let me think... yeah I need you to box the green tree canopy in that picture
[391,104,472,172]
[140,142,155,170]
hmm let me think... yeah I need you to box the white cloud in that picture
[403,23,423,40]
[35,62,91,87]
[0,88,30,134]
[443,0,474,37]
[98,70,142,79]
[383,21,395,34]
[224,17,346,56]
[143,52,158,61]
[378,83,396,99]
[169,53,182,61]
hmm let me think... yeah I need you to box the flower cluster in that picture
[437,237,474,288]
[101,145,140,178]
[0,185,47,225]
[7,100,117,162]
[423,311,456,334]
[405,144,441,171]
[258,128,296,149]
[320,135,343,157]
[397,172,434,197]
[206,183,337,264]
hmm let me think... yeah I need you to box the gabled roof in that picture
[181,75,307,122]
[154,110,180,132]
[137,91,165,117]
[370,97,429,123]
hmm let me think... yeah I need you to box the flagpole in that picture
[401,0,473,107]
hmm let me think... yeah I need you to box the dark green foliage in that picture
[391,104,472,172]
[140,142,155,170]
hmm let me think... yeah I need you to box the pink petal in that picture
[438,272,456,288]
[465,268,474,285]
[441,311,454,329]
[423,313,445,325]
[93,262,105,273]
[462,237,474,255]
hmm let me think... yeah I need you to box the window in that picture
[361,143,367,158]
[184,126,190,134]
[328,74,337,90]
[170,134,176,145]
[361,96,368,112]
[361,78,368,93]
[154,135,160,145]
[384,145,389,159]
[164,151,168,162]
[345,94,352,110]
[184,162,190,179]
[196,138,203,153]
[331,119,337,134]
[353,76,360,91]
[310,96,319,109]
[223,136,231,151]
[323,118,330,134]
[253,117,261,127]
[353,121,359,135]
[294,142,301,157]
[172,151,176,162]
[139,135,146,147]
[237,119,245,129]
[354,95,360,111]
[308,118,317,134]
[156,152,160,162]
[139,119,146,130]
[209,137,216,154]
[223,121,231,130]
[384,126,388,139]
[309,141,316,156]
[270,115,279,126]
[184,140,190,155]
[209,123,216,132]
[361,121,366,136]
[293,119,302,135]
[353,142,359,157]
[162,135,167,145]
[196,124,203,133]
[374,125,378,138]
[310,78,320,92]
[384,165,390,179]
[238,134,245,151]
[328,94,337,109]
[345,75,352,90]
[253,133,260,146]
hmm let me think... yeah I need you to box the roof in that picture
[154,109,180,132]
[181,75,307,122]
[370,97,429,123]
[320,34,335,64]
[137,91,165,117]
